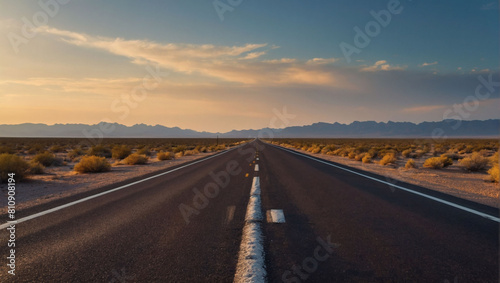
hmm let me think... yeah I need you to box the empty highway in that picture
[1,139,498,282]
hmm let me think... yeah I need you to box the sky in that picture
[0,0,498,132]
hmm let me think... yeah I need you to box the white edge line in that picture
[0,144,246,230]
[271,144,500,223]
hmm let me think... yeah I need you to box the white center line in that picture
[225,205,236,225]
[234,176,266,282]
[267,209,286,223]
[250,177,260,195]
[255,164,259,172]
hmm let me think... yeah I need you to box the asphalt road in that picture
[1,139,498,282]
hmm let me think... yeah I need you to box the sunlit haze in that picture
[0,0,498,132]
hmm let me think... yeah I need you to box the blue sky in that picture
[0,0,498,132]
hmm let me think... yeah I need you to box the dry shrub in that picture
[379,153,397,166]
[439,154,454,167]
[33,151,62,166]
[309,146,321,154]
[88,145,112,158]
[157,151,174,160]
[488,152,499,183]
[175,152,183,159]
[0,153,30,181]
[136,146,152,156]
[321,145,336,154]
[0,146,14,154]
[405,159,416,169]
[74,156,111,173]
[112,145,132,159]
[348,151,356,159]
[402,149,412,158]
[423,157,444,169]
[49,145,65,153]
[173,145,187,153]
[362,154,372,164]
[68,147,84,160]
[184,149,199,156]
[413,150,425,159]
[354,153,365,161]
[488,166,499,183]
[423,155,453,169]
[28,144,44,154]
[123,153,148,165]
[28,161,45,174]
[459,152,489,172]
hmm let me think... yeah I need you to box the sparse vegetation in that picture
[183,149,199,156]
[459,152,489,172]
[423,156,453,169]
[122,153,148,165]
[112,145,132,159]
[49,145,65,153]
[488,152,499,183]
[33,151,62,167]
[0,146,14,154]
[28,161,45,174]
[88,145,112,158]
[157,151,174,160]
[405,159,416,169]
[74,156,111,173]
[362,154,372,164]
[68,147,84,160]
[136,146,152,156]
[379,153,397,166]
[488,166,499,183]
[0,153,30,181]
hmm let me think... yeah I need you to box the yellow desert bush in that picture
[33,151,62,166]
[74,156,111,173]
[488,166,499,183]
[123,153,148,165]
[423,155,453,169]
[183,149,200,156]
[362,154,372,163]
[136,146,152,156]
[354,153,365,161]
[28,161,45,174]
[401,149,412,158]
[112,145,132,159]
[88,145,112,158]
[0,153,30,181]
[488,152,499,183]
[157,151,174,160]
[405,159,416,169]
[379,153,397,166]
[458,152,489,172]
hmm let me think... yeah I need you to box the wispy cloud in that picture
[34,26,348,87]
[419,61,438,67]
[360,60,405,72]
[480,2,498,10]
[401,104,446,113]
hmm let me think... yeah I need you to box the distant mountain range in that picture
[0,120,498,138]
